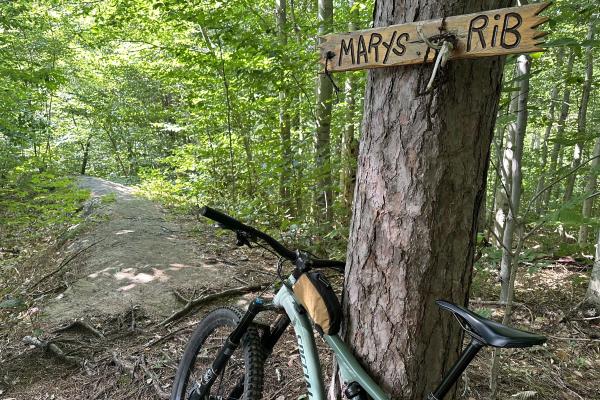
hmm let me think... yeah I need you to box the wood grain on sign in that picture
[319,3,550,72]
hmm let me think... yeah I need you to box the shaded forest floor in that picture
[1,178,599,399]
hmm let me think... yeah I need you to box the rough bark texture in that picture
[314,0,334,222]
[342,1,509,398]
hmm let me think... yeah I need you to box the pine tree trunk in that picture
[577,22,596,244]
[543,50,575,208]
[499,55,531,303]
[314,0,334,223]
[342,1,510,398]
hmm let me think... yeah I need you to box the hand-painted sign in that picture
[319,3,550,72]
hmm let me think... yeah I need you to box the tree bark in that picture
[576,22,596,244]
[80,135,92,175]
[276,0,294,215]
[499,55,531,303]
[314,0,334,223]
[543,50,575,208]
[342,1,510,398]
[493,121,512,247]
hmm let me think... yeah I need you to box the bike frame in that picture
[273,276,389,400]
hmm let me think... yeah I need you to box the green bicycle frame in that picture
[273,277,390,400]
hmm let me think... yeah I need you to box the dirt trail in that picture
[42,176,244,322]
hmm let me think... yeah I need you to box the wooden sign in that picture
[319,3,550,72]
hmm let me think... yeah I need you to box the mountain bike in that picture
[170,206,546,400]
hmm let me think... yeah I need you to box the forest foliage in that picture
[0,0,598,258]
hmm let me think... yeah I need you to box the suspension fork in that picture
[190,299,265,400]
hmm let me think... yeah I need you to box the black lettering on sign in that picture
[491,14,501,47]
[339,38,355,65]
[381,31,397,64]
[501,12,522,49]
[357,35,368,63]
[393,32,410,56]
[368,33,383,62]
[467,15,489,51]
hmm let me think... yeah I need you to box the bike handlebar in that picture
[200,206,345,271]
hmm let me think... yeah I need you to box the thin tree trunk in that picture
[339,0,358,217]
[579,139,600,244]
[544,50,575,208]
[577,22,597,244]
[342,1,510,398]
[314,0,334,223]
[290,0,304,216]
[587,229,600,307]
[488,125,504,244]
[276,0,294,215]
[493,123,511,247]
[563,143,583,203]
[80,135,92,175]
[500,55,531,303]
[535,49,564,213]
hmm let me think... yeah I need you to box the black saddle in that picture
[437,300,546,348]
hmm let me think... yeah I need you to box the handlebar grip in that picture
[200,206,252,233]
[312,258,345,272]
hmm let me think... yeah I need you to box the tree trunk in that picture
[342,1,510,398]
[339,0,358,218]
[543,50,575,208]
[587,229,600,307]
[577,22,597,244]
[493,122,512,247]
[579,139,600,244]
[314,0,334,223]
[563,143,583,203]
[276,0,294,215]
[290,0,304,216]
[535,49,564,213]
[80,135,92,175]
[499,55,531,303]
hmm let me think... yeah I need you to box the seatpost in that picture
[427,339,484,400]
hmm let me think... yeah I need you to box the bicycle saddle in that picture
[436,300,546,348]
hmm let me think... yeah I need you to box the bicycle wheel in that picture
[170,307,264,400]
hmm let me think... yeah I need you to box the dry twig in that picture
[28,239,105,290]
[160,283,269,326]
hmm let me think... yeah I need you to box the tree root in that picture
[160,283,269,326]
[52,319,106,339]
[23,336,87,367]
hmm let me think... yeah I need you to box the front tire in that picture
[170,307,264,400]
